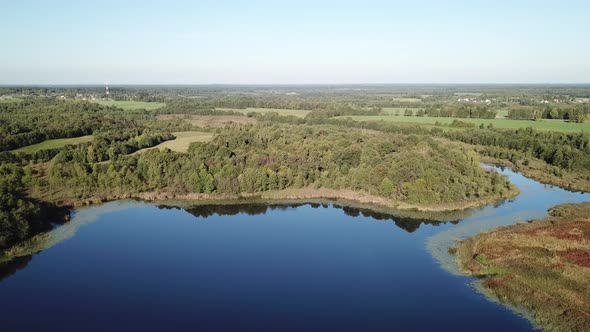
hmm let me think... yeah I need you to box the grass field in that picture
[333,115,590,133]
[453,92,482,97]
[11,135,94,153]
[156,114,257,127]
[373,95,422,102]
[0,97,23,103]
[96,100,165,110]
[391,97,422,103]
[133,131,214,154]
[216,107,311,118]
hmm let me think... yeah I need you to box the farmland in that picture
[96,100,165,111]
[373,96,423,103]
[156,114,257,127]
[334,115,590,133]
[216,107,311,118]
[11,135,94,153]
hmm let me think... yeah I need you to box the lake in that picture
[0,167,588,331]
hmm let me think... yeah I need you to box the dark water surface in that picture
[0,167,588,331]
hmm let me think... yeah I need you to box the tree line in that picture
[508,104,589,122]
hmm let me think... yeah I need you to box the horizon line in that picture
[2,82,590,87]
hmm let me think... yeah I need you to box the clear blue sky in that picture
[1,0,589,84]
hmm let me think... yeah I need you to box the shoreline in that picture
[482,157,590,193]
[43,185,520,217]
[5,164,520,253]
[452,202,590,332]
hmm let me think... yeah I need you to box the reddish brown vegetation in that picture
[454,202,590,332]
[559,249,590,268]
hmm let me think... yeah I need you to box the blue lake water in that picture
[0,167,588,331]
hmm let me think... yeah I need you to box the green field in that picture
[11,135,94,153]
[216,107,311,118]
[391,97,422,103]
[0,97,23,103]
[96,100,165,110]
[334,115,590,133]
[453,92,482,97]
[133,131,214,154]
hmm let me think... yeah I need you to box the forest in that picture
[35,124,511,205]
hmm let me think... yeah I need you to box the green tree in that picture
[378,177,395,197]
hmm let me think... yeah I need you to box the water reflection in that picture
[0,201,134,275]
[180,203,306,218]
[0,255,32,281]
[335,205,460,232]
[0,200,459,278]
[170,202,460,233]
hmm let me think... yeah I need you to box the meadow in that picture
[133,131,213,153]
[156,114,257,127]
[0,97,23,103]
[11,135,94,153]
[96,100,165,110]
[216,107,311,118]
[453,92,482,97]
[334,115,590,133]
[391,97,422,103]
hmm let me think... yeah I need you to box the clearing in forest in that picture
[133,131,213,153]
[11,135,94,153]
[216,107,311,118]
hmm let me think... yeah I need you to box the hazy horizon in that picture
[2,83,590,87]
[2,0,589,84]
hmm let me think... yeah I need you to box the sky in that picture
[1,0,589,84]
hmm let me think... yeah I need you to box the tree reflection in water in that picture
[175,202,458,233]
[0,201,454,281]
